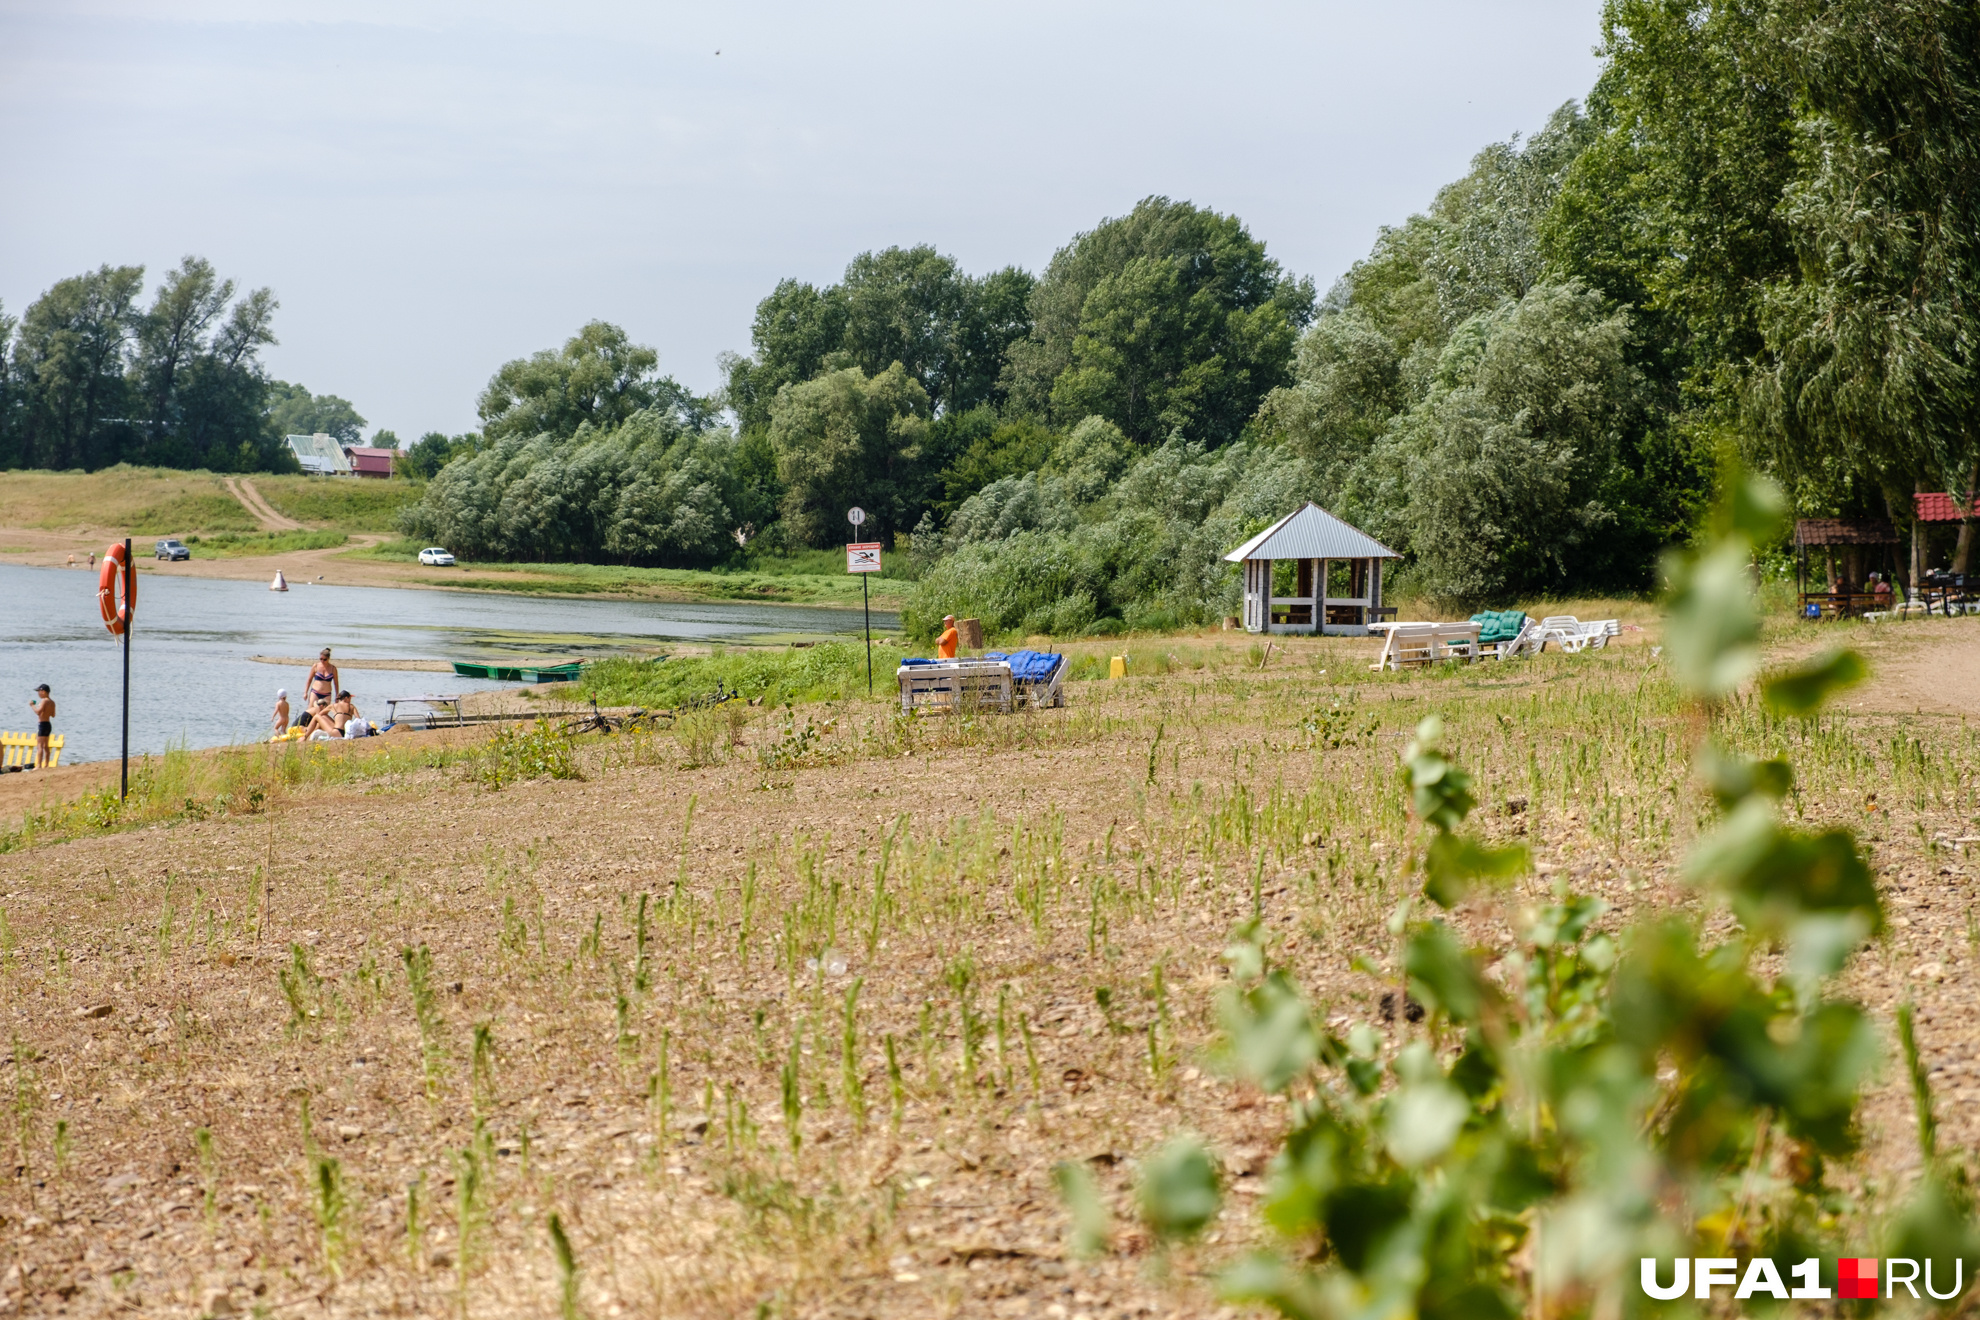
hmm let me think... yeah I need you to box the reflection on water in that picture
[0,565,897,763]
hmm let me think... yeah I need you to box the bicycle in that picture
[558,698,663,736]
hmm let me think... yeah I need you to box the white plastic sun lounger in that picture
[1535,616,1620,653]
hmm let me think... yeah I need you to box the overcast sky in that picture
[0,1,1604,441]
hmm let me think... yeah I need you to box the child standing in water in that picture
[28,685,54,769]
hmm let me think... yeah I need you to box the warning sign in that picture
[846,542,883,573]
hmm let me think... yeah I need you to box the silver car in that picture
[154,538,190,561]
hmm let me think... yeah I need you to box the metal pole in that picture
[121,536,131,800]
[863,573,872,696]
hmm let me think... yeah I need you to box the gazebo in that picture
[1224,503,1400,636]
[1793,518,1900,617]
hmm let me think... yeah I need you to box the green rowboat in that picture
[452,661,584,684]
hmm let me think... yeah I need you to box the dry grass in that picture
[3,621,1978,1317]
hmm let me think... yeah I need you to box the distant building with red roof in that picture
[345,446,397,479]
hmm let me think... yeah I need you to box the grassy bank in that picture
[0,466,258,534]
[0,466,423,538]
[576,640,908,709]
[252,473,425,531]
[0,734,479,852]
[185,528,349,556]
[340,547,915,607]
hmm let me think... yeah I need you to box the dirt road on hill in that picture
[223,476,304,530]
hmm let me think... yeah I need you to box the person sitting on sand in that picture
[272,688,290,736]
[306,691,360,739]
[304,648,339,713]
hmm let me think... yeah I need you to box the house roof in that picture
[1794,518,1899,546]
[1915,492,1976,523]
[286,433,350,471]
[1222,502,1399,562]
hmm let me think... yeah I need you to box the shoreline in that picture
[0,529,910,611]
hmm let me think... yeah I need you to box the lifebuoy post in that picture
[98,539,134,797]
[121,537,130,799]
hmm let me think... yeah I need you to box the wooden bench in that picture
[897,661,1014,713]
[1,732,63,770]
[1368,622,1482,671]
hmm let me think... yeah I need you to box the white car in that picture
[417,547,457,566]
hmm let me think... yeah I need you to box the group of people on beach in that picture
[273,648,371,740]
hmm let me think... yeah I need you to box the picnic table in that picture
[1368,621,1483,670]
[383,695,466,729]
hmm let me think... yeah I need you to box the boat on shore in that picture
[451,660,584,684]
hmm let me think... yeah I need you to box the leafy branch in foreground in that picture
[1124,473,1980,1317]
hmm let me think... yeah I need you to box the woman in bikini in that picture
[304,648,339,716]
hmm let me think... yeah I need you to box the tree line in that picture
[410,0,1980,621]
[0,255,388,473]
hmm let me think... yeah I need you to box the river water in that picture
[0,565,896,763]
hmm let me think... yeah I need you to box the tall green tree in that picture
[480,321,709,442]
[7,265,144,469]
[1754,0,1980,555]
[1544,3,1799,423]
[722,246,1034,432]
[1004,197,1315,447]
[768,362,930,546]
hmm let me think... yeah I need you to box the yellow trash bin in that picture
[1108,656,1127,680]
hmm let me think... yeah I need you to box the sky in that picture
[0,1,1605,441]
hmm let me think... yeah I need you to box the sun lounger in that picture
[1534,616,1620,653]
[1468,610,1537,660]
[1369,621,1482,671]
[982,651,1068,708]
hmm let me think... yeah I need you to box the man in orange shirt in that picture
[937,615,960,659]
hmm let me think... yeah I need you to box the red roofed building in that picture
[1915,491,1976,522]
[344,446,397,480]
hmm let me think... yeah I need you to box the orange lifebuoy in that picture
[98,542,136,635]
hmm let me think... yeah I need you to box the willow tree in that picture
[1755,0,1980,579]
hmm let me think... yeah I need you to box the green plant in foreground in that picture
[549,1212,582,1320]
[401,944,447,1097]
[455,1140,486,1312]
[1127,474,1980,1318]
[312,1155,346,1275]
[477,720,582,789]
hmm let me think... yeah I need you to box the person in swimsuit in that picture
[304,648,340,714]
[305,691,361,739]
[28,685,53,769]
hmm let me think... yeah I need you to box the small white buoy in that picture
[270,570,289,592]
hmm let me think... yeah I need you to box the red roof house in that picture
[344,446,397,480]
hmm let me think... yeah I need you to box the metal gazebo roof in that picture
[1222,502,1399,563]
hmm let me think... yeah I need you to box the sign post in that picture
[846,507,879,696]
